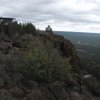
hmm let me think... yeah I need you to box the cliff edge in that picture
[0,29,99,100]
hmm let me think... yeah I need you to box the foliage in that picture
[19,38,72,83]
[45,25,53,34]
[15,22,37,36]
[81,58,100,80]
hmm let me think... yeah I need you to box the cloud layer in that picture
[1,0,100,33]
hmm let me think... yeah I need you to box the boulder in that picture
[83,75,100,97]
[49,81,70,100]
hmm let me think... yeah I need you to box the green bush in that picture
[15,22,37,36]
[19,38,72,83]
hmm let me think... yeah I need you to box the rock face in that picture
[39,33,80,66]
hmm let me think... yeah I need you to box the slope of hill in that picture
[0,23,100,100]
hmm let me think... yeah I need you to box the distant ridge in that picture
[54,31,100,34]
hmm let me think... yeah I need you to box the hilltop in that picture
[0,21,100,100]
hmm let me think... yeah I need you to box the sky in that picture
[0,0,100,33]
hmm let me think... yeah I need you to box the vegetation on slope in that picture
[0,22,100,100]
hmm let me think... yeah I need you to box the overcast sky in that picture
[1,0,100,33]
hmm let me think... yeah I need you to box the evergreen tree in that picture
[45,25,53,34]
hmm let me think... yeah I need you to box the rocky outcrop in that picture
[39,33,80,66]
[83,75,100,96]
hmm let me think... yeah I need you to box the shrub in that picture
[14,22,37,36]
[19,38,72,83]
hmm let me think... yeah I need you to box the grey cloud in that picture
[0,0,100,32]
